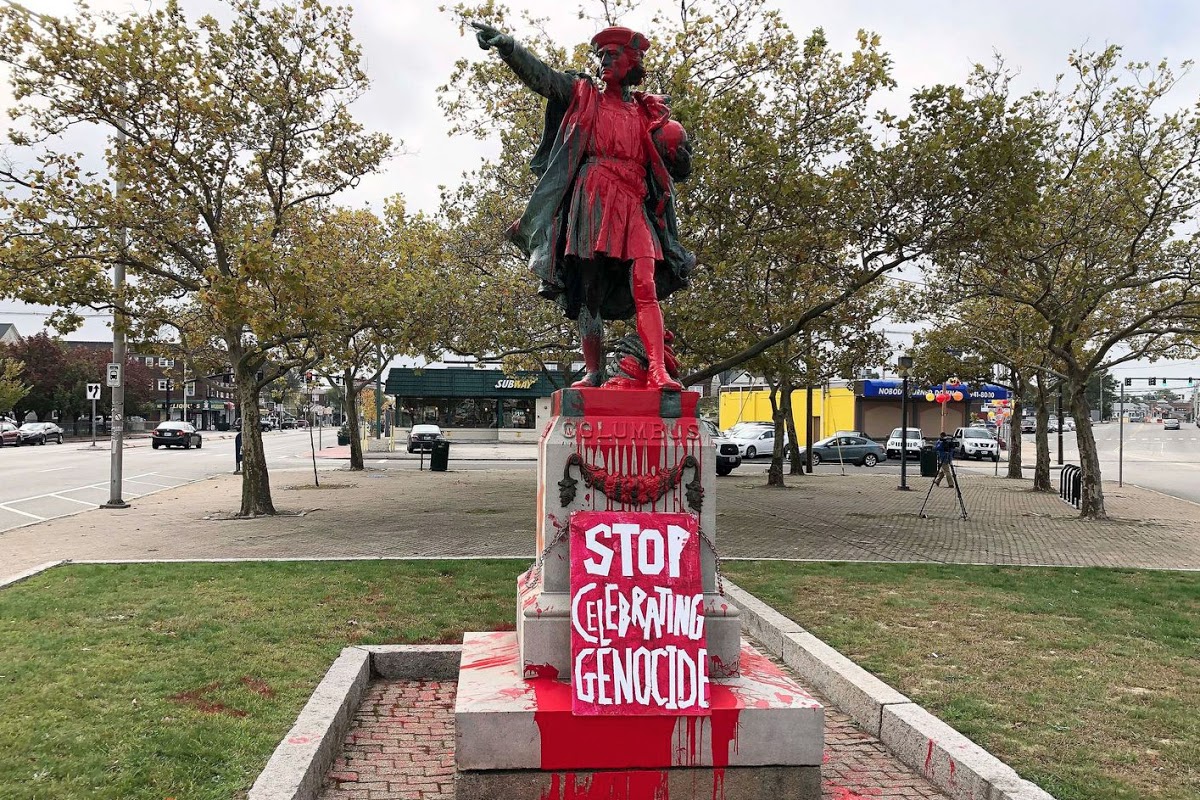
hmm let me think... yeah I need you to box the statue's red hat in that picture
[590,26,650,54]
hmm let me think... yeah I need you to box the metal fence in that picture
[1059,463,1082,508]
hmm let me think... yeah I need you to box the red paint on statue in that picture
[539,770,671,800]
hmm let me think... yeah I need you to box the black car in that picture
[701,420,742,476]
[407,424,443,453]
[16,423,47,445]
[152,421,203,449]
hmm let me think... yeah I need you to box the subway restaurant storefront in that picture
[384,367,572,442]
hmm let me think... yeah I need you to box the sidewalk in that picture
[3,465,1198,583]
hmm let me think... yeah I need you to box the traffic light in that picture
[1189,377,1195,386]
[1148,377,1157,386]
[1124,377,1132,386]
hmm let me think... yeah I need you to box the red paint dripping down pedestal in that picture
[455,633,824,799]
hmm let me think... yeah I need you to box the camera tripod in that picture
[919,459,968,520]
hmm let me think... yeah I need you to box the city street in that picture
[0,429,327,534]
[732,420,1200,503]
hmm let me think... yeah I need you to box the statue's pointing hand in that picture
[471,21,514,56]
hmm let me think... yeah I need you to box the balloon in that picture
[925,392,935,402]
[952,390,964,401]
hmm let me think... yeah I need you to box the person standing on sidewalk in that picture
[933,433,956,488]
[234,431,243,474]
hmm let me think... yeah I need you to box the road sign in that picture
[86,383,101,400]
[106,362,122,387]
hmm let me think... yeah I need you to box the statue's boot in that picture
[637,302,682,392]
[571,332,606,387]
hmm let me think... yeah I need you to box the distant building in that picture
[0,322,20,345]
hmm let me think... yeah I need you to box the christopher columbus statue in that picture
[472,21,695,392]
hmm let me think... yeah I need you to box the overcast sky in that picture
[4,0,1200,383]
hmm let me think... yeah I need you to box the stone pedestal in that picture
[517,388,741,679]
[455,632,823,799]
[455,388,823,799]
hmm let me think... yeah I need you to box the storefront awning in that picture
[384,367,571,398]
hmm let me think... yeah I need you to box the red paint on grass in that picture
[240,676,276,698]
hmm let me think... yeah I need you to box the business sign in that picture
[859,379,1010,401]
[570,511,710,716]
[495,377,537,390]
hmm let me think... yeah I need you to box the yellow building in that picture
[718,384,857,446]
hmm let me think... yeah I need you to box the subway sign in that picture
[495,377,538,390]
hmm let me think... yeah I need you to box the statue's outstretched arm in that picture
[472,21,574,106]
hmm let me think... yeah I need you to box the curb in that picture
[722,580,1055,800]
[0,560,67,590]
[248,645,463,800]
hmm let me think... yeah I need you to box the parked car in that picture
[0,421,21,446]
[29,422,65,444]
[233,418,273,432]
[701,420,742,476]
[885,427,924,460]
[15,423,47,445]
[799,435,885,467]
[722,421,771,439]
[151,421,203,449]
[279,416,298,429]
[1020,418,1036,434]
[407,423,443,453]
[727,425,783,460]
[953,426,999,461]
[1164,418,1181,430]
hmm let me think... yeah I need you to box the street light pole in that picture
[102,128,129,508]
[897,354,913,490]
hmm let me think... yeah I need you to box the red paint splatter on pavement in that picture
[827,788,873,800]
[949,758,957,786]
[924,739,936,775]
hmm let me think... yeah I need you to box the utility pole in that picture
[897,354,913,490]
[1118,380,1125,487]
[5,0,127,508]
[1056,382,1064,466]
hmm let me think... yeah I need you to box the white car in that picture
[952,426,999,461]
[727,425,785,460]
[885,427,924,459]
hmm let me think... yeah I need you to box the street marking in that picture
[49,494,98,506]
[124,478,177,488]
[0,504,46,520]
[38,467,70,473]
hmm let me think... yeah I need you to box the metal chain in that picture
[523,520,725,597]
[522,523,570,591]
[698,527,725,597]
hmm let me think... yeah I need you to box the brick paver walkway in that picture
[3,468,1198,581]
[316,676,945,800]
[320,676,947,800]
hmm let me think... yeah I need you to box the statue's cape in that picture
[509,77,694,320]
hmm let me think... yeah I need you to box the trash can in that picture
[430,438,451,472]
[919,445,938,478]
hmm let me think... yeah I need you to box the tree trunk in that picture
[345,368,364,470]
[1006,369,1024,479]
[766,379,786,487]
[234,361,277,516]
[782,379,803,475]
[1069,376,1107,519]
[1032,376,1052,492]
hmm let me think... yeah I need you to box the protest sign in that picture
[570,511,710,715]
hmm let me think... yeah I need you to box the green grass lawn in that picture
[0,560,522,800]
[725,562,1200,800]
[1,560,1195,800]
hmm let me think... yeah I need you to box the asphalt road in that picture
[0,429,326,534]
